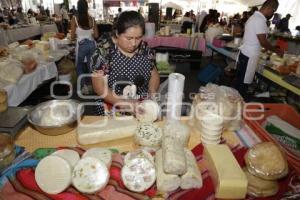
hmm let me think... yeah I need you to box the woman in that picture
[90,11,160,115]
[70,0,99,93]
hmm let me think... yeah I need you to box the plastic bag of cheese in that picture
[263,115,300,157]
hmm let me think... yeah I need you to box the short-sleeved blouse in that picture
[90,39,155,115]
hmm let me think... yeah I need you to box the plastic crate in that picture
[244,103,300,172]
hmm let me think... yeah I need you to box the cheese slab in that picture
[77,118,138,145]
[204,144,247,199]
[35,156,72,194]
[72,157,109,194]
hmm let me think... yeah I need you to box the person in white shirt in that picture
[234,0,283,98]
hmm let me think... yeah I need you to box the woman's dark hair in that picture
[77,0,91,30]
[113,11,145,36]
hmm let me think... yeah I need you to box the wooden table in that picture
[15,116,240,153]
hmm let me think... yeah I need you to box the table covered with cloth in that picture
[0,117,298,200]
[144,36,206,52]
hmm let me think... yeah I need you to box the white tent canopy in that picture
[162,2,183,10]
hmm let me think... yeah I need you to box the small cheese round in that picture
[72,157,109,194]
[121,157,156,192]
[35,156,72,194]
[124,149,154,165]
[136,100,160,122]
[52,149,80,169]
[82,148,112,168]
[134,123,163,147]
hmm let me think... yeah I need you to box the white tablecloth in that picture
[6,25,41,44]
[41,24,58,34]
[4,62,58,106]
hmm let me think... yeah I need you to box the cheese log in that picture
[35,156,72,194]
[155,149,180,192]
[163,121,190,147]
[162,136,187,175]
[72,157,109,194]
[52,149,80,169]
[121,157,156,192]
[180,149,203,189]
[204,144,247,199]
[77,118,138,145]
[82,148,112,168]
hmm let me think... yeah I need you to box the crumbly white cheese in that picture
[136,100,160,123]
[163,121,190,147]
[124,149,154,165]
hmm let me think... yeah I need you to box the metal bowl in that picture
[27,100,83,136]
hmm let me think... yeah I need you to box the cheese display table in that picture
[4,62,58,106]
[6,25,41,44]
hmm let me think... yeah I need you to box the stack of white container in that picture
[200,114,223,145]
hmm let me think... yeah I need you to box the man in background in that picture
[60,4,69,35]
[234,0,283,99]
[278,14,292,33]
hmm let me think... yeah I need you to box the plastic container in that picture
[244,103,300,172]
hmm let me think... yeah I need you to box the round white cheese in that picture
[52,149,80,169]
[72,157,109,194]
[121,157,156,192]
[82,148,112,168]
[35,156,72,194]
[124,149,154,165]
[134,123,163,147]
[136,100,160,123]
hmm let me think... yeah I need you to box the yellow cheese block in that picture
[204,144,247,199]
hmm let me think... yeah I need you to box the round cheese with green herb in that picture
[134,123,163,147]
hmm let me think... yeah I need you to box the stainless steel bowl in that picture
[27,99,83,136]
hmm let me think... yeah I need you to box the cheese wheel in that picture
[82,148,112,168]
[35,156,72,194]
[52,149,80,169]
[124,149,154,165]
[134,122,163,147]
[72,157,109,194]
[136,100,160,122]
[121,157,156,192]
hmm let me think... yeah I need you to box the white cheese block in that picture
[204,144,247,199]
[134,122,163,147]
[163,121,190,147]
[136,100,160,123]
[72,157,109,194]
[162,136,187,175]
[180,149,203,189]
[35,156,72,194]
[121,157,156,192]
[77,118,138,145]
[124,149,154,165]
[51,149,80,169]
[82,148,112,168]
[155,149,180,192]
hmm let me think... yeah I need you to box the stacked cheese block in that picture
[200,114,223,144]
[35,148,112,194]
[244,142,288,197]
